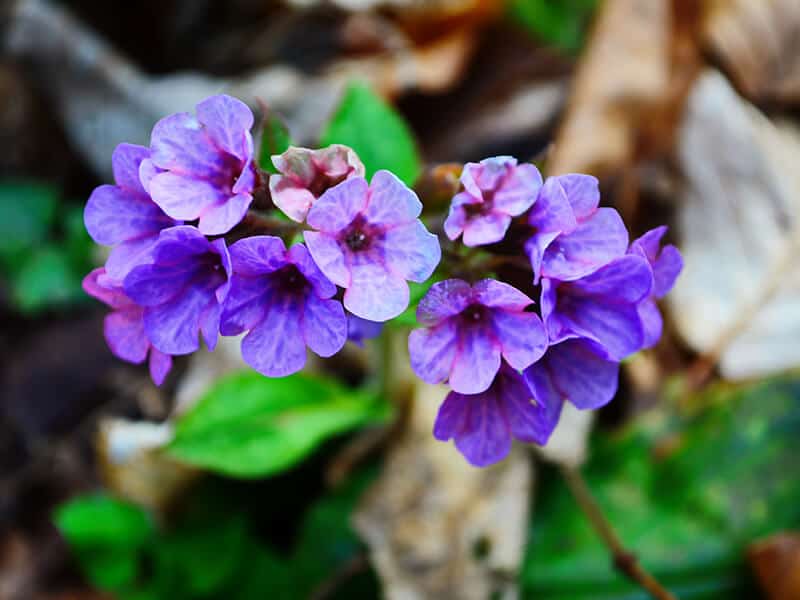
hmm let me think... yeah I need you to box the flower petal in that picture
[449,388,512,468]
[364,170,422,225]
[443,200,468,241]
[416,279,473,326]
[148,348,173,386]
[304,231,349,287]
[568,255,652,304]
[462,212,512,247]
[638,298,663,349]
[84,184,170,246]
[541,208,629,280]
[104,308,149,364]
[197,192,251,235]
[472,279,534,311]
[220,276,272,336]
[492,310,547,370]
[105,237,159,282]
[112,143,149,194]
[241,298,307,377]
[449,321,501,394]
[306,177,369,232]
[149,172,224,221]
[528,176,577,233]
[343,262,409,321]
[558,173,599,219]
[288,243,337,298]
[653,244,683,299]
[142,284,213,355]
[408,320,458,385]
[228,236,288,277]
[199,301,221,351]
[525,230,561,285]
[381,221,441,283]
[270,176,317,223]
[492,162,542,215]
[302,294,347,358]
[195,95,254,160]
[502,365,560,445]
[149,112,222,179]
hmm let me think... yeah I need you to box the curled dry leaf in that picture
[669,70,800,379]
[704,0,800,105]
[354,381,531,600]
[748,532,800,600]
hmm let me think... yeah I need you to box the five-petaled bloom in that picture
[409,279,547,394]
[270,145,365,222]
[304,170,441,322]
[84,143,179,280]
[83,268,173,385]
[146,95,256,235]
[124,226,231,356]
[221,236,347,377]
[444,156,542,247]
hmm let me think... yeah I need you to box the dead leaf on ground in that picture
[668,70,800,379]
[354,381,531,600]
[705,0,800,105]
[748,532,800,600]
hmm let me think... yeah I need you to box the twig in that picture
[559,465,677,600]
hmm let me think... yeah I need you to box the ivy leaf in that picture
[166,372,390,478]
[523,377,800,599]
[320,82,421,185]
[258,111,293,174]
[10,245,87,313]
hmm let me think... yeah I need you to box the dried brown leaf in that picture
[748,532,800,600]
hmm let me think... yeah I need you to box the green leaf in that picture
[167,371,390,478]
[55,494,154,548]
[11,245,86,313]
[0,180,58,269]
[320,82,421,185]
[508,0,598,53]
[392,276,441,328]
[258,111,293,174]
[522,377,800,599]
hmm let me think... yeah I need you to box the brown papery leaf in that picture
[748,532,800,600]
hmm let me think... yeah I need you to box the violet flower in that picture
[147,95,256,235]
[270,145,365,222]
[347,314,383,347]
[523,338,620,429]
[83,268,172,385]
[433,363,558,467]
[220,236,347,377]
[304,170,441,322]
[528,174,629,282]
[409,278,547,394]
[541,255,653,361]
[84,143,179,280]
[628,226,684,348]
[123,226,231,356]
[444,156,542,247]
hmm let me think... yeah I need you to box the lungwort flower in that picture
[304,170,441,322]
[221,236,347,377]
[270,145,365,222]
[146,95,256,235]
[123,226,231,355]
[83,268,172,385]
[409,278,547,394]
[444,156,542,247]
[84,143,179,280]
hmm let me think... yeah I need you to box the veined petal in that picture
[302,294,347,358]
[241,297,307,377]
[197,192,251,235]
[149,172,224,221]
[492,310,547,370]
[364,170,422,225]
[381,221,441,283]
[304,231,350,287]
[220,276,272,336]
[567,255,652,304]
[306,177,369,232]
[289,243,337,298]
[149,112,222,179]
[228,236,288,277]
[449,321,501,394]
[105,237,159,282]
[492,162,542,215]
[462,212,512,247]
[343,262,409,322]
[148,349,173,386]
[195,95,254,160]
[638,298,663,349]
[104,308,149,364]
[653,245,683,299]
[416,279,473,326]
[472,279,534,311]
[556,294,644,360]
[111,143,149,194]
[143,285,213,355]
[528,177,577,234]
[408,320,458,385]
[558,173,599,219]
[85,185,169,246]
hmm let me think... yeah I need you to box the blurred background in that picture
[2,0,800,598]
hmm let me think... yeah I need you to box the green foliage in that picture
[0,180,92,313]
[391,276,441,328]
[508,0,598,53]
[320,82,421,185]
[257,111,293,174]
[522,377,800,599]
[56,471,378,599]
[167,371,390,478]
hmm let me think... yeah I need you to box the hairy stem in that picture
[560,465,677,600]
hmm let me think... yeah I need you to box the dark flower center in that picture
[211,151,245,193]
[342,215,379,252]
[275,264,308,294]
[464,188,496,218]
[463,303,488,323]
[308,170,351,199]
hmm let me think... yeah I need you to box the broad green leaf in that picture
[508,0,598,53]
[0,180,58,268]
[320,82,421,185]
[167,371,390,478]
[11,245,86,313]
[258,111,293,174]
[522,377,800,599]
[55,494,154,548]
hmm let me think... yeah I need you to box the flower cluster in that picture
[84,94,440,383]
[83,95,681,468]
[409,158,683,466]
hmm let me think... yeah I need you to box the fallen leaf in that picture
[748,532,800,600]
[705,0,800,105]
[354,381,532,599]
[668,70,800,379]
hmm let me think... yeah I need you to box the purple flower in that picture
[527,174,628,282]
[628,226,683,348]
[541,255,652,360]
[220,236,347,377]
[270,145,365,222]
[347,314,383,347]
[433,363,557,467]
[523,338,620,433]
[83,268,172,385]
[84,144,179,280]
[147,95,256,235]
[444,156,542,247]
[304,170,441,322]
[409,279,547,394]
[123,226,231,355]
